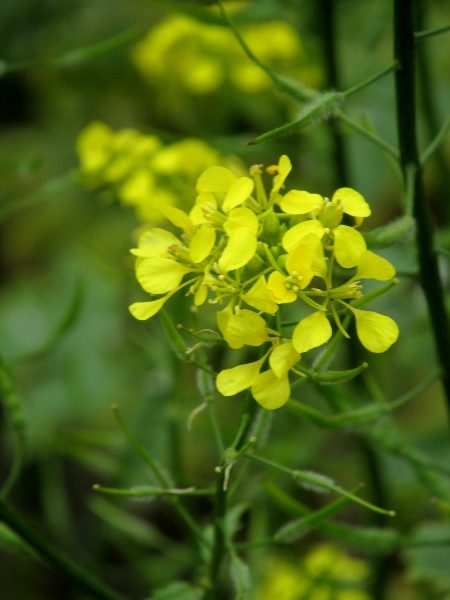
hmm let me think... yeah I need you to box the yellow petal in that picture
[285,243,315,289]
[271,155,292,193]
[356,250,396,280]
[267,271,297,304]
[333,225,366,268]
[130,228,179,257]
[157,205,195,236]
[216,357,265,396]
[189,226,216,263]
[224,207,259,234]
[279,190,323,215]
[222,177,254,212]
[241,276,279,315]
[190,192,217,225]
[196,166,237,193]
[129,295,169,320]
[224,309,269,349]
[269,342,300,378]
[352,308,399,353]
[136,257,190,294]
[194,283,208,306]
[216,302,234,338]
[251,370,291,410]
[293,311,332,353]
[331,187,371,217]
[218,227,257,273]
[282,220,325,252]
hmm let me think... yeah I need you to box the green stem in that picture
[343,63,399,98]
[0,499,128,600]
[394,0,450,420]
[244,453,394,516]
[337,111,400,160]
[415,23,450,40]
[415,1,450,218]
[202,394,259,599]
[112,405,206,546]
[321,0,349,185]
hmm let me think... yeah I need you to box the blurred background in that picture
[1,1,450,598]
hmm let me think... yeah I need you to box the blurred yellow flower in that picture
[76,122,245,222]
[131,15,321,96]
[257,544,372,600]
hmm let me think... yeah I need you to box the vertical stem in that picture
[202,395,258,599]
[393,0,450,417]
[416,0,450,222]
[321,0,350,186]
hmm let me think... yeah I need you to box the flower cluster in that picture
[132,15,321,95]
[257,544,371,600]
[76,121,244,222]
[129,155,399,409]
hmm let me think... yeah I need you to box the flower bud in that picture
[263,212,280,240]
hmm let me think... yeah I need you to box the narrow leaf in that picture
[247,92,343,146]
[275,487,362,543]
[362,215,415,248]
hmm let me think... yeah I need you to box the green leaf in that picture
[247,92,344,146]
[20,278,85,361]
[324,522,401,553]
[0,522,32,554]
[403,523,450,593]
[159,308,188,361]
[274,490,359,543]
[362,215,415,248]
[150,581,202,600]
[230,556,251,600]
[89,496,169,548]
[0,354,26,438]
[295,363,368,385]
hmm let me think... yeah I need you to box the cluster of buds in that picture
[130,156,398,409]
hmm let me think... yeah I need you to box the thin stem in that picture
[415,23,450,40]
[343,62,399,98]
[420,114,450,167]
[202,394,259,599]
[337,111,399,160]
[112,405,206,546]
[0,27,142,76]
[244,453,394,516]
[394,0,450,420]
[0,499,128,600]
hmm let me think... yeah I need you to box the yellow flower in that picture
[267,240,315,304]
[216,342,300,409]
[127,155,399,365]
[257,544,371,600]
[132,16,320,96]
[281,187,371,268]
[77,121,246,223]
